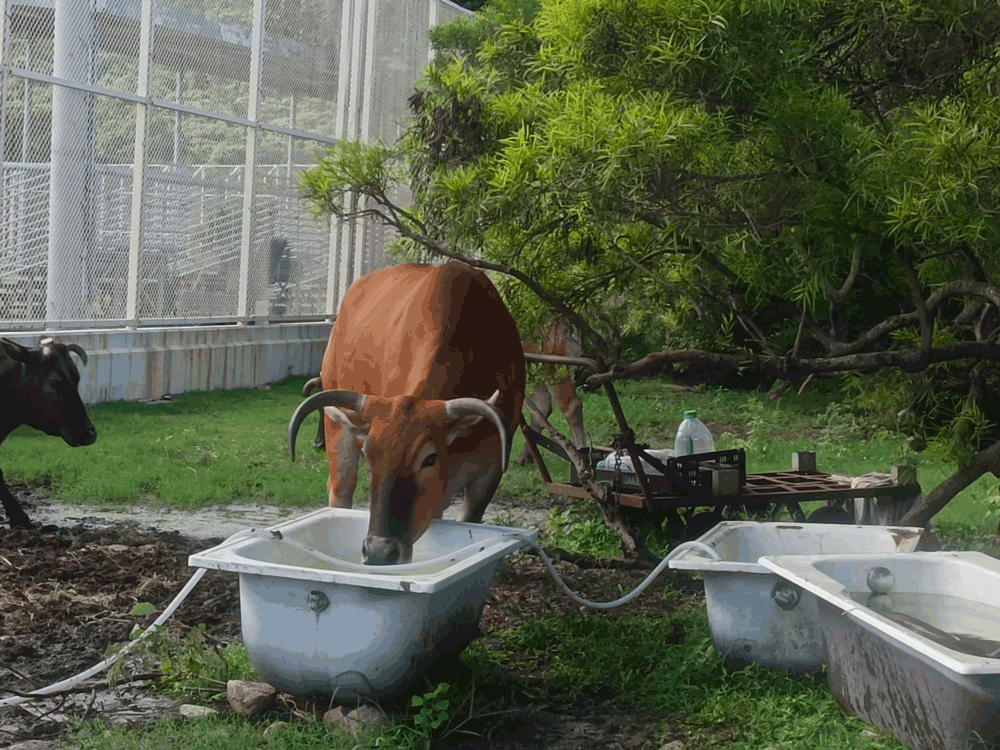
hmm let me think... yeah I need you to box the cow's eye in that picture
[420,452,438,469]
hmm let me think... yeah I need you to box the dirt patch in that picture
[0,485,685,749]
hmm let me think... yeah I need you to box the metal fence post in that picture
[47,0,97,325]
[126,0,155,328]
[238,0,266,325]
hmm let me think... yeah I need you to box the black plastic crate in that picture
[574,448,746,496]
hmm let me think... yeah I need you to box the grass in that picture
[3,374,996,536]
[458,600,910,749]
[69,599,909,750]
[2,379,342,508]
[70,713,385,750]
[9,374,997,749]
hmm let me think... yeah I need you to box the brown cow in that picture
[304,319,587,463]
[516,318,587,464]
[289,263,525,565]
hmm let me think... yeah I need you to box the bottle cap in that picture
[683,410,697,419]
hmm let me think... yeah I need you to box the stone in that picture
[179,704,219,719]
[227,679,276,717]
[658,741,685,750]
[347,704,390,737]
[323,705,352,735]
[6,741,61,750]
[262,720,291,741]
[323,704,390,738]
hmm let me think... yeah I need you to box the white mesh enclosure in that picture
[0,0,471,329]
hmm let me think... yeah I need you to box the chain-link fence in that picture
[0,0,469,330]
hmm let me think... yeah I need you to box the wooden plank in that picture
[544,470,911,513]
[545,483,646,508]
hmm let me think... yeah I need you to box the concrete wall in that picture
[1,323,331,404]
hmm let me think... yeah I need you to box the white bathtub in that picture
[189,507,534,701]
[667,521,924,671]
[760,551,1000,750]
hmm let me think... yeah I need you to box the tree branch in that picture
[583,341,1000,389]
[829,280,1000,356]
[902,255,932,372]
[898,439,1000,528]
[522,398,655,564]
[339,194,614,360]
[606,233,705,319]
[825,246,862,336]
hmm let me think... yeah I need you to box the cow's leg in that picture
[313,412,326,451]
[0,469,34,529]
[303,376,326,451]
[515,385,552,465]
[324,417,358,508]
[552,378,586,448]
[454,451,503,524]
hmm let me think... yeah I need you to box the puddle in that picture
[853,592,1000,658]
[24,495,550,541]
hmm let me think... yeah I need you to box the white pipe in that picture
[520,538,720,610]
[0,567,207,708]
[0,527,720,708]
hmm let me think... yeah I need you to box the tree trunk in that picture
[522,399,656,564]
[898,440,1000,528]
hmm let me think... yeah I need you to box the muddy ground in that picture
[0,485,695,750]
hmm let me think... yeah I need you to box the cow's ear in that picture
[445,414,484,446]
[0,338,29,362]
[323,406,369,441]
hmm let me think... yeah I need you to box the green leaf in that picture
[129,602,156,617]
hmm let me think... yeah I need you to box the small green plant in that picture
[544,502,621,557]
[410,682,454,749]
[108,616,256,698]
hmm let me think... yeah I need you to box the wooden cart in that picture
[520,352,916,533]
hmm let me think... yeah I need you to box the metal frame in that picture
[521,352,915,526]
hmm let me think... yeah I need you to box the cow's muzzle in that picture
[66,424,98,447]
[362,535,409,566]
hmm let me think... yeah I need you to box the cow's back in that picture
[323,263,525,428]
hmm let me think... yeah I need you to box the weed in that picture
[817,401,867,447]
[545,502,621,558]
[108,618,256,698]
[409,682,452,748]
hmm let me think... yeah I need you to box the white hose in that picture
[0,526,718,706]
[520,537,720,610]
[0,564,208,708]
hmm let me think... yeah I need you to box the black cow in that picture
[0,337,97,528]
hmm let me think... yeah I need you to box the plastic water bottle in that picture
[673,410,715,456]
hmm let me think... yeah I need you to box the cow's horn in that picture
[66,344,88,366]
[443,391,511,471]
[289,389,367,461]
[302,376,322,398]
